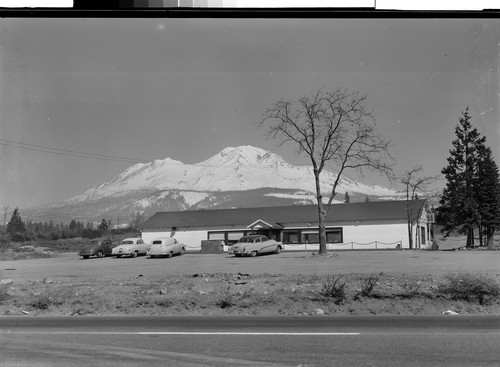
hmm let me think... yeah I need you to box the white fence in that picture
[283,241,402,251]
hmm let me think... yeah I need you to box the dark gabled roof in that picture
[141,200,427,231]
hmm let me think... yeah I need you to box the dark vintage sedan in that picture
[78,238,114,259]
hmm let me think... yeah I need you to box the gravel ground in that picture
[1,250,499,282]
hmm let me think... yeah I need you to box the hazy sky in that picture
[1,17,499,211]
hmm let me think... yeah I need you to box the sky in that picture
[1,17,499,213]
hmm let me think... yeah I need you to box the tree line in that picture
[3,208,145,242]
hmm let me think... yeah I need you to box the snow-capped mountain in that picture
[29,146,400,224]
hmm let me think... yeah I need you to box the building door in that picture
[420,226,426,245]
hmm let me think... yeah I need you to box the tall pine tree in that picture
[437,108,485,247]
[475,145,500,247]
[6,207,26,237]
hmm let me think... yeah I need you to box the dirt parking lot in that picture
[2,250,499,282]
[2,250,500,316]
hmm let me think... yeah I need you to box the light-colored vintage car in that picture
[228,235,284,257]
[148,237,186,258]
[111,237,149,258]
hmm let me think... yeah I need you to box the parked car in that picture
[148,237,186,258]
[111,238,149,258]
[78,238,114,259]
[228,235,283,257]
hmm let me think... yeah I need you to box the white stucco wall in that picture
[283,222,408,251]
[343,222,407,249]
[143,221,410,251]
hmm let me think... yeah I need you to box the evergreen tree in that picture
[69,219,78,233]
[475,145,500,247]
[437,108,486,247]
[6,207,26,235]
[344,192,350,204]
[98,218,109,232]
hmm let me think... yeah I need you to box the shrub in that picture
[0,232,12,251]
[320,276,348,305]
[437,272,500,305]
[359,275,379,297]
[9,233,27,243]
[29,294,52,310]
[400,279,422,296]
[0,286,9,304]
[215,286,235,309]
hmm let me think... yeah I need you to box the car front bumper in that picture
[112,249,132,256]
[229,247,250,255]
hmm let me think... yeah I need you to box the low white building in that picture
[141,200,434,252]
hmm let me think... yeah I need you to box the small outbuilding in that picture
[141,200,434,252]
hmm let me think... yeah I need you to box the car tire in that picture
[97,251,104,258]
[250,251,257,257]
[181,247,186,255]
[132,252,138,258]
[82,255,90,260]
[167,252,173,258]
[275,246,281,254]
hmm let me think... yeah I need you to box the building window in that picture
[208,232,225,241]
[303,232,319,244]
[282,230,300,244]
[208,231,249,245]
[286,228,342,244]
[227,232,244,245]
[326,228,343,243]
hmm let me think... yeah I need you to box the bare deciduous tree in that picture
[400,166,439,249]
[260,88,393,255]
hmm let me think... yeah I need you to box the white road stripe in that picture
[136,332,361,336]
[4,331,360,336]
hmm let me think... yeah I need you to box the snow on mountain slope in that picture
[71,145,396,204]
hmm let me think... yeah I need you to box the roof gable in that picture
[247,219,284,230]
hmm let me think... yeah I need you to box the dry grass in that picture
[1,272,499,316]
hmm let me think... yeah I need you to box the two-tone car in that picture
[228,235,283,257]
[148,237,186,258]
[78,238,114,259]
[111,237,149,258]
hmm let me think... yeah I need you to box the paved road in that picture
[1,316,499,366]
[2,251,499,281]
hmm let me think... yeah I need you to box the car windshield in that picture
[239,237,259,243]
[121,240,134,245]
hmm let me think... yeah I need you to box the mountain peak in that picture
[200,145,289,168]
[44,145,399,214]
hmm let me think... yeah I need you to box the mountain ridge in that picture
[27,145,400,224]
